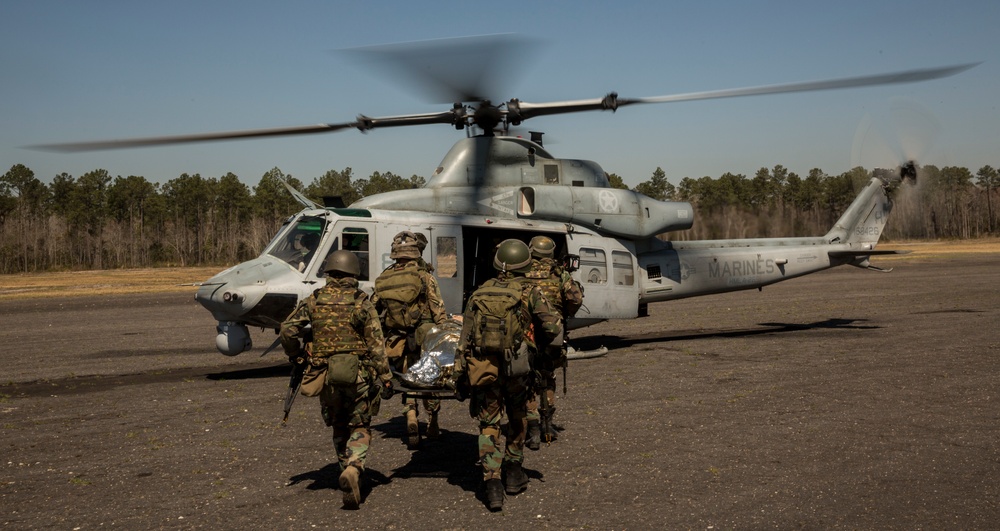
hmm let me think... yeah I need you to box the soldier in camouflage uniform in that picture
[280,250,393,510]
[452,239,563,511]
[523,235,583,449]
[372,231,448,448]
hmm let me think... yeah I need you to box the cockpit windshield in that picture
[266,215,328,272]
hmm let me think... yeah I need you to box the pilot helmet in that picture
[528,235,556,259]
[300,232,320,251]
[323,250,360,277]
[390,231,422,260]
[493,239,532,274]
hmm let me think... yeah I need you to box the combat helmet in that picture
[323,250,360,277]
[493,239,532,273]
[414,232,428,253]
[528,235,556,259]
[390,231,422,260]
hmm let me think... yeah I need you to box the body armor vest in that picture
[308,285,367,357]
[525,263,564,315]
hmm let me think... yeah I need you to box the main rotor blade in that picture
[512,63,980,121]
[626,63,980,104]
[342,34,542,104]
[29,61,978,153]
[29,122,359,152]
[30,109,465,152]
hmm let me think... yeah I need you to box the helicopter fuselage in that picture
[196,171,899,356]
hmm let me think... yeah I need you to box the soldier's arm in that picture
[424,273,449,324]
[357,300,391,382]
[279,300,311,356]
[561,271,584,318]
[452,306,476,378]
[530,286,563,346]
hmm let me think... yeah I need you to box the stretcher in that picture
[390,369,461,400]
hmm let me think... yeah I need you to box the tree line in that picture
[1,162,997,274]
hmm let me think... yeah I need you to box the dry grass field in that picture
[883,237,1000,258]
[0,266,221,300]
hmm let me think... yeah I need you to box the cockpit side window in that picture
[266,215,328,272]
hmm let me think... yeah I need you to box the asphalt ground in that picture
[1,253,997,529]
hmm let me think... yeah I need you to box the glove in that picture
[454,375,471,402]
[380,380,395,400]
[287,350,305,365]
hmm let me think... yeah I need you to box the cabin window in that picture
[544,165,559,184]
[341,227,370,281]
[579,247,607,284]
[436,236,458,278]
[612,251,634,286]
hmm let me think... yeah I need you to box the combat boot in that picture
[526,419,541,450]
[427,411,440,439]
[502,461,529,495]
[406,409,419,448]
[485,478,504,511]
[543,423,559,443]
[339,465,361,510]
[542,406,558,443]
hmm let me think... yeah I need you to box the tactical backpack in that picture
[467,279,531,381]
[374,265,424,330]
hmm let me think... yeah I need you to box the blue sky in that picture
[2,1,997,189]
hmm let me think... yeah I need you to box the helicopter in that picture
[35,37,977,356]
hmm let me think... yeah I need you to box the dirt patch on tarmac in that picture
[1,251,998,528]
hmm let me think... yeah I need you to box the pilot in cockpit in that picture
[297,232,320,272]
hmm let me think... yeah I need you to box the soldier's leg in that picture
[404,396,420,448]
[401,348,422,446]
[501,376,530,494]
[525,392,541,450]
[424,397,441,438]
[541,369,558,442]
[340,380,373,509]
[319,386,349,470]
[473,385,504,481]
[503,376,530,464]
[474,384,505,511]
[343,379,375,470]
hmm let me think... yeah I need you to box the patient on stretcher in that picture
[398,316,462,388]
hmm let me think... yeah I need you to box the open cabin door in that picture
[426,225,464,315]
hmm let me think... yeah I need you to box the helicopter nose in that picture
[195,262,269,321]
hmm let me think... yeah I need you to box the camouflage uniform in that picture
[372,232,448,445]
[524,257,583,444]
[455,271,562,487]
[280,276,390,476]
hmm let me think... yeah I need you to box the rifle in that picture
[560,323,572,395]
[539,384,553,445]
[282,358,307,425]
